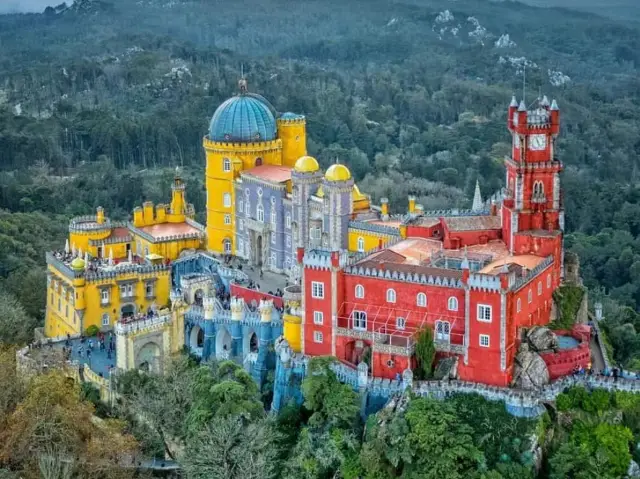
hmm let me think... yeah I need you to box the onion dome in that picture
[209,80,277,142]
[294,155,319,173]
[324,164,352,182]
[70,257,86,271]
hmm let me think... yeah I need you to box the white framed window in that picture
[238,239,244,254]
[352,310,367,330]
[245,201,250,216]
[239,219,244,231]
[547,274,552,289]
[528,289,533,304]
[101,289,109,305]
[271,209,277,226]
[223,239,232,254]
[357,237,365,252]
[270,252,276,266]
[313,311,324,325]
[223,157,231,172]
[448,297,458,311]
[479,334,490,348]
[286,236,291,247]
[538,281,542,295]
[417,293,427,307]
[435,320,451,342]
[355,284,365,299]
[120,284,133,298]
[311,282,324,299]
[517,298,522,313]
[286,214,291,229]
[396,317,406,330]
[239,200,244,213]
[310,227,321,242]
[257,187,263,197]
[313,331,323,343]
[477,304,492,322]
[386,288,396,303]
[145,282,154,297]
[102,313,110,326]
[65,304,69,317]
[257,204,264,222]
[271,232,276,245]
[224,214,231,225]
[223,192,231,208]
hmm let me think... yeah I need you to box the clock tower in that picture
[502,95,564,279]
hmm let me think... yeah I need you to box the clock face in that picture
[529,134,547,151]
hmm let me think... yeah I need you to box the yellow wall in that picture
[69,228,111,255]
[45,273,79,337]
[132,234,200,261]
[347,229,396,253]
[277,119,307,168]
[204,138,283,254]
[283,313,302,353]
[45,265,171,338]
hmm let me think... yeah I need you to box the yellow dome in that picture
[70,257,86,270]
[294,155,320,173]
[325,164,352,182]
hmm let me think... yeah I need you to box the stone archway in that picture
[243,330,259,356]
[190,325,205,355]
[121,303,136,318]
[136,342,161,374]
[194,288,204,306]
[216,328,232,359]
[255,235,263,267]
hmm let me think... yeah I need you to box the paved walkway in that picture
[590,335,606,372]
[51,337,117,378]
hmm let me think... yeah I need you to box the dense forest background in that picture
[1,0,640,363]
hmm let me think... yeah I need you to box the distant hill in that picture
[511,0,640,21]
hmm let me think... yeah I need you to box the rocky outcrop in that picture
[628,460,640,478]
[433,356,458,381]
[526,326,559,353]
[512,344,550,390]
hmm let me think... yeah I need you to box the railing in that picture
[115,313,171,335]
[46,252,82,279]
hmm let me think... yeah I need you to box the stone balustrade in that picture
[115,313,172,335]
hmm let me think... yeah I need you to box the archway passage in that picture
[137,342,161,374]
[249,332,259,353]
[121,304,136,318]
[255,235,263,267]
[189,325,205,354]
[216,328,232,359]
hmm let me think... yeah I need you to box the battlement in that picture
[202,136,282,153]
[467,273,503,292]
[510,255,554,292]
[115,312,172,335]
[349,220,401,236]
[69,215,112,233]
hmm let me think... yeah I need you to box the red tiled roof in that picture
[138,222,201,240]
[443,215,501,232]
[242,165,292,183]
[110,227,131,239]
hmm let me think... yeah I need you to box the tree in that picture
[183,416,280,479]
[0,291,38,345]
[414,327,436,380]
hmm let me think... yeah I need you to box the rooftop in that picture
[241,164,292,183]
[443,215,501,232]
[137,222,202,240]
[479,254,547,275]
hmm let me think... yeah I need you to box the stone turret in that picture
[231,297,245,321]
[203,297,215,321]
[259,299,273,323]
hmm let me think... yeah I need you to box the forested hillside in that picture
[2,0,640,364]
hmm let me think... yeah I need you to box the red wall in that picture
[230,284,284,309]
[442,227,502,249]
[540,341,590,379]
[303,266,334,356]
[371,351,413,379]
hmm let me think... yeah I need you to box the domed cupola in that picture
[208,78,277,143]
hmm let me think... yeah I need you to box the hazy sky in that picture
[0,0,57,14]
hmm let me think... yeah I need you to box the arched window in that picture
[448,297,458,311]
[416,293,427,307]
[223,157,231,172]
[271,209,277,226]
[396,317,406,330]
[257,204,264,222]
[435,321,450,341]
[386,289,396,303]
[223,238,232,254]
[102,313,110,326]
[355,284,365,299]
[517,298,522,313]
[223,193,231,208]
[357,237,365,252]
[547,274,552,289]
[538,281,542,295]
[245,200,250,216]
[352,310,367,330]
[528,289,533,304]
[255,157,263,167]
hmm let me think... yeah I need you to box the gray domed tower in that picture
[323,163,354,251]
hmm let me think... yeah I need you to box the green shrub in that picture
[85,325,100,337]
[550,285,585,330]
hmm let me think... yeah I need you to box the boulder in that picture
[628,460,640,478]
[433,356,458,381]
[512,344,550,390]
[527,326,559,353]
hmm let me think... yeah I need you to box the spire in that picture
[472,180,483,211]
[65,239,70,254]
[510,95,518,107]
[541,95,550,107]
[550,99,559,111]
[518,100,527,112]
